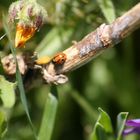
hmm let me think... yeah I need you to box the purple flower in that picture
[123,119,140,135]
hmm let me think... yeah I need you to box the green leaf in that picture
[38,93,58,140]
[0,111,7,138]
[96,0,116,23]
[0,75,16,108]
[90,122,107,140]
[98,108,113,133]
[117,112,129,140]
[89,108,115,140]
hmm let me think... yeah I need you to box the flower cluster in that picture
[8,0,47,48]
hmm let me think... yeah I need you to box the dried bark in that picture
[42,3,140,84]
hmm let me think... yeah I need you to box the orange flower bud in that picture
[15,24,36,48]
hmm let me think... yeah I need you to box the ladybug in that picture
[52,52,67,65]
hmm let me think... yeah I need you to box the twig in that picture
[42,3,140,84]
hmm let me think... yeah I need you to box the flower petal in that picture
[15,24,36,48]
[123,127,140,135]
[126,119,140,127]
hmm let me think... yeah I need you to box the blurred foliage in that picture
[0,0,140,140]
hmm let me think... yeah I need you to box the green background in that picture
[0,0,140,140]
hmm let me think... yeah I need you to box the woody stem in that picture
[43,3,140,77]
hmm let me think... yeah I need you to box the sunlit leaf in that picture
[96,0,116,23]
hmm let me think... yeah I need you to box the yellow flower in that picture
[15,24,36,48]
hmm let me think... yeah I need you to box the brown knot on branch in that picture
[1,54,27,75]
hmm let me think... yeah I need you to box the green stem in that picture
[70,91,98,123]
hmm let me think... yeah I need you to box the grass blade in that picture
[38,93,58,140]
[2,14,37,139]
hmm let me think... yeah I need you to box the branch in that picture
[1,3,140,85]
[42,3,140,84]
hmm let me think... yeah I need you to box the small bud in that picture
[8,0,47,48]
